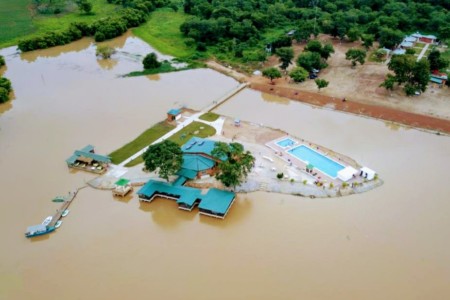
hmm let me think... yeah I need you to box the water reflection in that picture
[96,58,118,70]
[199,195,253,227]
[146,74,161,81]
[261,92,290,105]
[139,199,196,229]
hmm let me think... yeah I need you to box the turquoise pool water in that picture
[277,138,296,148]
[288,145,345,178]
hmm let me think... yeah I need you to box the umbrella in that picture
[306,163,314,170]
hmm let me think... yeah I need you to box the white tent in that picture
[360,167,376,180]
[337,166,358,182]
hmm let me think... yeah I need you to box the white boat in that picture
[55,220,62,229]
[61,209,70,217]
[42,216,53,226]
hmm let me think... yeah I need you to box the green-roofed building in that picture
[66,145,111,174]
[137,180,235,219]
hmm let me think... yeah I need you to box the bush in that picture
[0,77,12,93]
[277,172,284,179]
[196,42,207,51]
[143,52,161,69]
[0,55,5,67]
[96,45,116,59]
[0,87,9,103]
[303,179,307,185]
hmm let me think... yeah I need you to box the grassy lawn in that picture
[132,8,195,58]
[109,122,175,165]
[125,121,216,167]
[414,43,426,49]
[0,0,35,46]
[199,112,220,122]
[0,0,119,48]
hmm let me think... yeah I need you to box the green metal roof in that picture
[177,168,198,179]
[66,146,111,165]
[115,178,130,186]
[167,108,181,115]
[181,137,226,161]
[80,145,94,152]
[199,188,235,214]
[137,180,202,207]
[182,154,215,171]
[138,180,235,214]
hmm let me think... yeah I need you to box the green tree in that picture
[289,66,308,83]
[142,140,183,181]
[211,142,255,190]
[0,87,9,103]
[378,27,403,49]
[428,49,449,71]
[275,47,294,70]
[297,51,326,72]
[0,77,12,93]
[345,48,366,67]
[304,40,322,53]
[382,55,430,95]
[379,74,396,91]
[321,43,335,60]
[0,55,5,67]
[405,48,415,55]
[361,34,374,49]
[96,45,115,59]
[262,67,282,83]
[76,0,92,14]
[143,52,161,70]
[315,78,329,91]
[347,27,361,42]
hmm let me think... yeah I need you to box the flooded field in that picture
[1,34,450,299]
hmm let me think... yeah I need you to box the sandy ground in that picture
[207,34,450,133]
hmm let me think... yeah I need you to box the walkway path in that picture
[417,43,430,61]
[118,83,248,167]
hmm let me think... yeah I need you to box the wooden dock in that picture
[48,187,85,228]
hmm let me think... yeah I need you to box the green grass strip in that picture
[125,121,216,167]
[199,112,219,122]
[109,121,175,165]
[132,8,195,58]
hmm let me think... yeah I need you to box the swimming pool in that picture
[276,138,296,148]
[288,145,345,178]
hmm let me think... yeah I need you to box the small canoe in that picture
[61,209,70,217]
[55,220,62,229]
[52,196,65,202]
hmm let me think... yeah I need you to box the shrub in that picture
[303,179,307,185]
[342,182,349,188]
[0,55,5,67]
[290,178,295,183]
[0,87,9,103]
[0,77,12,93]
[329,182,334,188]
[96,45,116,59]
[276,172,284,179]
[143,52,161,69]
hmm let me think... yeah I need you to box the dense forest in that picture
[180,0,449,61]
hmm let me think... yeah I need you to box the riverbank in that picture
[207,60,450,135]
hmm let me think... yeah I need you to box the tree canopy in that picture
[143,52,161,70]
[381,54,430,96]
[345,48,366,67]
[276,47,294,70]
[262,67,282,83]
[289,66,309,83]
[315,78,329,91]
[0,77,13,103]
[142,140,183,181]
[211,142,255,190]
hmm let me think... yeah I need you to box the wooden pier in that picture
[48,187,85,228]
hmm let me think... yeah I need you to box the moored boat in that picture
[61,209,70,217]
[55,220,62,228]
[42,216,53,226]
[52,196,65,203]
[25,224,55,238]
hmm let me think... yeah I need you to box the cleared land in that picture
[251,35,450,121]
[132,9,194,58]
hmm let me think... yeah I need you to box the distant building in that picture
[411,32,437,44]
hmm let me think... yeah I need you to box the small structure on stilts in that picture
[112,178,133,197]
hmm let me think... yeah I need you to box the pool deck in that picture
[266,136,360,185]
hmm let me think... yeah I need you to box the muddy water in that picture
[1,34,450,300]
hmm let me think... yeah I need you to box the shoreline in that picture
[207,60,450,135]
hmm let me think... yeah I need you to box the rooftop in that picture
[181,137,224,160]
[181,154,215,171]
[66,145,111,165]
[167,108,181,116]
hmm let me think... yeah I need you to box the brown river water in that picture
[1,34,450,299]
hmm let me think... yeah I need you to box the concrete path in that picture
[417,43,430,61]
[118,83,247,167]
